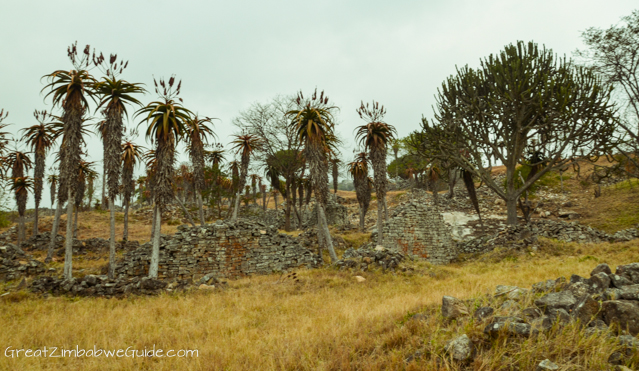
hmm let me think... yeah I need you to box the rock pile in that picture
[457,219,619,255]
[29,275,177,297]
[0,244,45,281]
[334,245,407,271]
[374,201,455,264]
[115,220,319,281]
[435,262,639,367]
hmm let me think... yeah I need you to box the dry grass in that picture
[1,238,637,370]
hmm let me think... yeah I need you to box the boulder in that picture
[534,291,577,313]
[617,284,639,300]
[442,296,469,319]
[444,334,474,362]
[495,285,528,300]
[588,272,610,293]
[615,263,639,284]
[590,263,612,276]
[536,359,559,371]
[602,300,639,335]
[572,295,601,325]
[474,307,494,322]
[610,274,634,288]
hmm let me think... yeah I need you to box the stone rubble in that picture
[0,244,45,281]
[429,262,639,366]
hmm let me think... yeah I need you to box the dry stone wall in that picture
[115,220,319,280]
[380,201,456,264]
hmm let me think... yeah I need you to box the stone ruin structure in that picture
[116,219,319,281]
[380,201,456,264]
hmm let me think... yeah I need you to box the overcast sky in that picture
[0,0,637,209]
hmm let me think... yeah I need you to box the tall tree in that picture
[10,177,33,248]
[185,115,216,225]
[42,42,98,278]
[578,11,639,176]
[348,152,371,232]
[230,134,261,221]
[21,110,56,236]
[94,53,145,279]
[427,41,617,225]
[286,89,338,262]
[121,140,144,240]
[5,150,33,245]
[330,157,341,195]
[74,160,96,238]
[136,75,192,278]
[47,173,58,208]
[355,100,396,245]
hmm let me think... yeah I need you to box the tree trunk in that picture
[33,203,39,237]
[232,192,241,221]
[447,169,458,199]
[262,191,266,212]
[149,208,161,278]
[63,188,73,280]
[284,198,291,231]
[175,196,196,227]
[101,167,106,209]
[46,201,63,262]
[384,196,388,221]
[18,215,24,247]
[293,201,302,229]
[506,197,518,226]
[150,203,157,241]
[359,206,365,232]
[376,197,384,245]
[318,204,338,262]
[73,205,78,238]
[123,199,129,241]
[274,192,278,211]
[316,205,324,259]
[197,192,205,226]
[108,198,117,279]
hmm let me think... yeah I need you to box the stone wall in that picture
[380,201,456,264]
[115,220,319,280]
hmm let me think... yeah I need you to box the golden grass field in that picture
[1,166,638,370]
[1,238,638,370]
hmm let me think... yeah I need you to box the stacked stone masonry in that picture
[115,220,319,280]
[381,201,456,264]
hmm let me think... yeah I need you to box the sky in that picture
[0,0,637,209]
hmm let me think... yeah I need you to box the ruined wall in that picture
[116,220,319,280]
[381,201,456,264]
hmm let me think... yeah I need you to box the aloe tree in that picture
[136,76,192,278]
[0,110,10,164]
[21,110,56,236]
[47,173,58,208]
[42,42,98,277]
[121,140,144,240]
[329,157,341,195]
[10,177,33,248]
[185,115,216,225]
[74,160,96,238]
[348,152,371,232]
[286,89,338,262]
[94,53,145,278]
[5,150,33,245]
[230,135,261,221]
[355,101,396,245]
